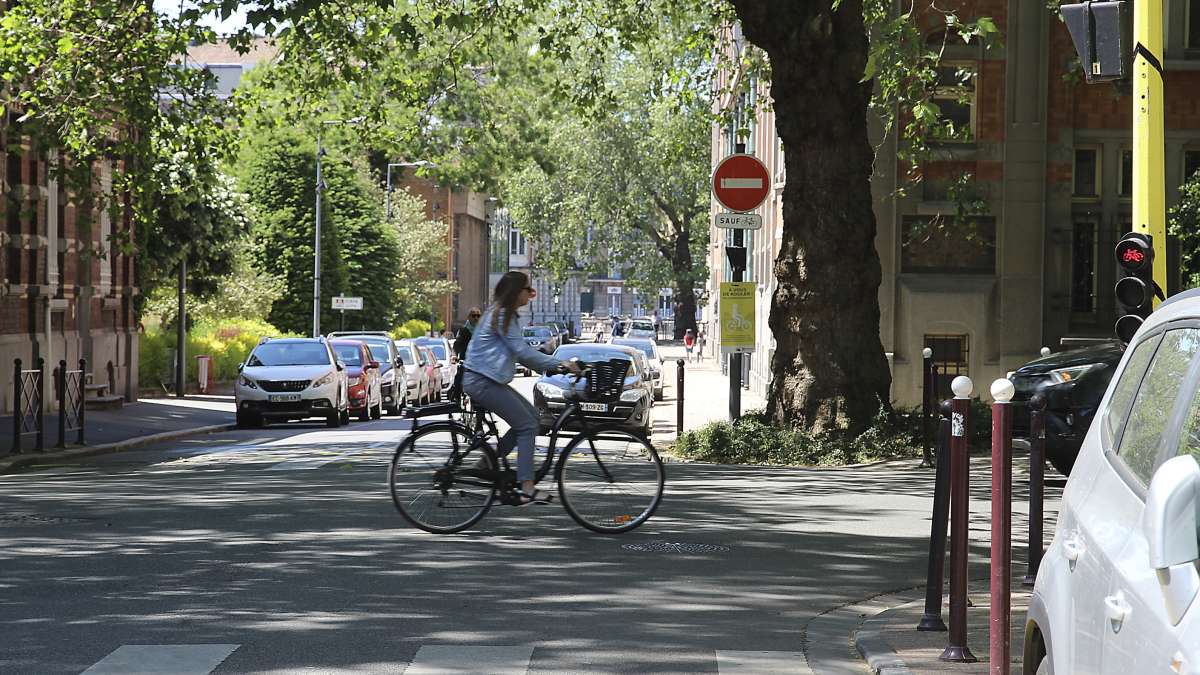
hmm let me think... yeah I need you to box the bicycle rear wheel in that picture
[389,423,497,533]
[556,428,664,533]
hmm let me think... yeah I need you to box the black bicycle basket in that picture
[582,358,631,403]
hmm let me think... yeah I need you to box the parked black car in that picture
[1010,340,1125,475]
[532,344,653,437]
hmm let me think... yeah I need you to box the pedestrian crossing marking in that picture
[403,645,534,674]
[81,644,239,674]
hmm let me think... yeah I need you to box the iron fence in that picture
[10,358,45,454]
[56,359,85,448]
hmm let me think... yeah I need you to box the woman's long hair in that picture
[491,271,528,333]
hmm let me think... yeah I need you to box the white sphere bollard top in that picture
[922,347,933,359]
[991,378,1016,403]
[951,375,974,398]
[1040,347,1051,357]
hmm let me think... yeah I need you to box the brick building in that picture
[708,2,1200,407]
[1,146,139,413]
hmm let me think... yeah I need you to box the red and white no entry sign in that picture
[712,154,770,213]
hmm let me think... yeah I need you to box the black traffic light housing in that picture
[1114,233,1162,343]
[1061,1,1131,83]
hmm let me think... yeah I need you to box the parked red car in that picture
[331,340,382,421]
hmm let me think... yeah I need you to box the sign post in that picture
[712,148,769,422]
[332,296,364,332]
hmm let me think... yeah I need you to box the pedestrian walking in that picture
[683,328,695,362]
[653,310,662,340]
[696,327,706,362]
[449,307,481,402]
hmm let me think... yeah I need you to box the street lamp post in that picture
[314,116,364,338]
[385,161,432,219]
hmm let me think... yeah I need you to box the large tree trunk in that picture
[729,0,892,435]
[670,227,699,339]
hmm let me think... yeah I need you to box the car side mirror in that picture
[1145,454,1200,625]
[335,361,346,372]
[369,360,380,370]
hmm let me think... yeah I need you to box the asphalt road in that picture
[0,401,1060,674]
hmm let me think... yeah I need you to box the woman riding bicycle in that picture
[462,271,579,505]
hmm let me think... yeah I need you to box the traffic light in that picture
[1061,1,1131,83]
[1114,233,1160,343]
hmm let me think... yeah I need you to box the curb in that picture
[854,596,923,675]
[0,423,237,475]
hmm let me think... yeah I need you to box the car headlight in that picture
[348,376,362,386]
[1048,364,1099,385]
[620,388,645,402]
[381,370,394,384]
[535,382,565,400]
[239,375,258,390]
[311,371,338,388]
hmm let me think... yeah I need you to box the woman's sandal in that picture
[516,489,553,506]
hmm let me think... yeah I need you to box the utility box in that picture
[1061,1,1131,83]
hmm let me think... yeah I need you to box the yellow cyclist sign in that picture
[719,282,755,354]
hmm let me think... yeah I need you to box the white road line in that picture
[81,644,239,675]
[716,650,810,674]
[403,645,534,675]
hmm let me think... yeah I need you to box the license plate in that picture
[580,402,607,413]
[269,394,301,403]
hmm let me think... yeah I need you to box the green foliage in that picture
[390,319,436,339]
[138,318,296,388]
[673,408,921,466]
[387,189,458,320]
[1170,172,1200,290]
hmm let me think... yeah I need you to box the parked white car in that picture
[415,336,457,397]
[1024,288,1200,674]
[394,339,432,405]
[235,337,350,428]
[627,318,656,339]
[610,337,664,400]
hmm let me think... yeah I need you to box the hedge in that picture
[139,318,295,388]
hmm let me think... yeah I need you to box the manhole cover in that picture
[622,542,730,554]
[0,513,92,526]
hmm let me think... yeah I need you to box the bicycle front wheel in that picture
[556,428,664,533]
[389,423,497,534]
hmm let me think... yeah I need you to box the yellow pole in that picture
[1133,0,1168,302]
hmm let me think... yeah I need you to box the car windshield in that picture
[365,343,391,361]
[631,321,654,331]
[248,342,330,367]
[333,345,363,366]
[395,345,415,365]
[426,344,447,360]
[525,328,551,338]
[613,340,656,360]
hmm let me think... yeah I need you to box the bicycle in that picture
[388,359,665,534]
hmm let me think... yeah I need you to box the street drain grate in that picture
[0,513,92,527]
[622,542,730,554]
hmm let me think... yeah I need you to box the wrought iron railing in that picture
[10,358,45,454]
[56,359,85,448]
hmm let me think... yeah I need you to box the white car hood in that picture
[244,365,334,381]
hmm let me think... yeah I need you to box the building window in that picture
[1071,220,1098,313]
[925,334,969,399]
[1074,147,1100,198]
[1120,149,1132,197]
[508,227,525,256]
[901,215,996,274]
[1184,149,1200,184]
[929,63,976,142]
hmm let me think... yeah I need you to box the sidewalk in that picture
[0,396,235,473]
[855,584,1030,673]
[649,343,766,444]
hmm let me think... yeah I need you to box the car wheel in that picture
[326,411,340,428]
[340,407,351,425]
[371,399,382,419]
[654,389,663,402]
[358,405,370,422]
[1046,447,1075,476]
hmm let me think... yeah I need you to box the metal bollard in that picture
[920,348,934,468]
[990,379,1015,675]
[1024,393,1047,585]
[11,359,20,454]
[35,358,45,452]
[917,399,954,631]
[940,376,977,663]
[676,358,685,437]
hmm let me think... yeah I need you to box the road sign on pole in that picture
[332,296,364,311]
[713,154,771,213]
[713,212,763,230]
[719,282,756,354]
